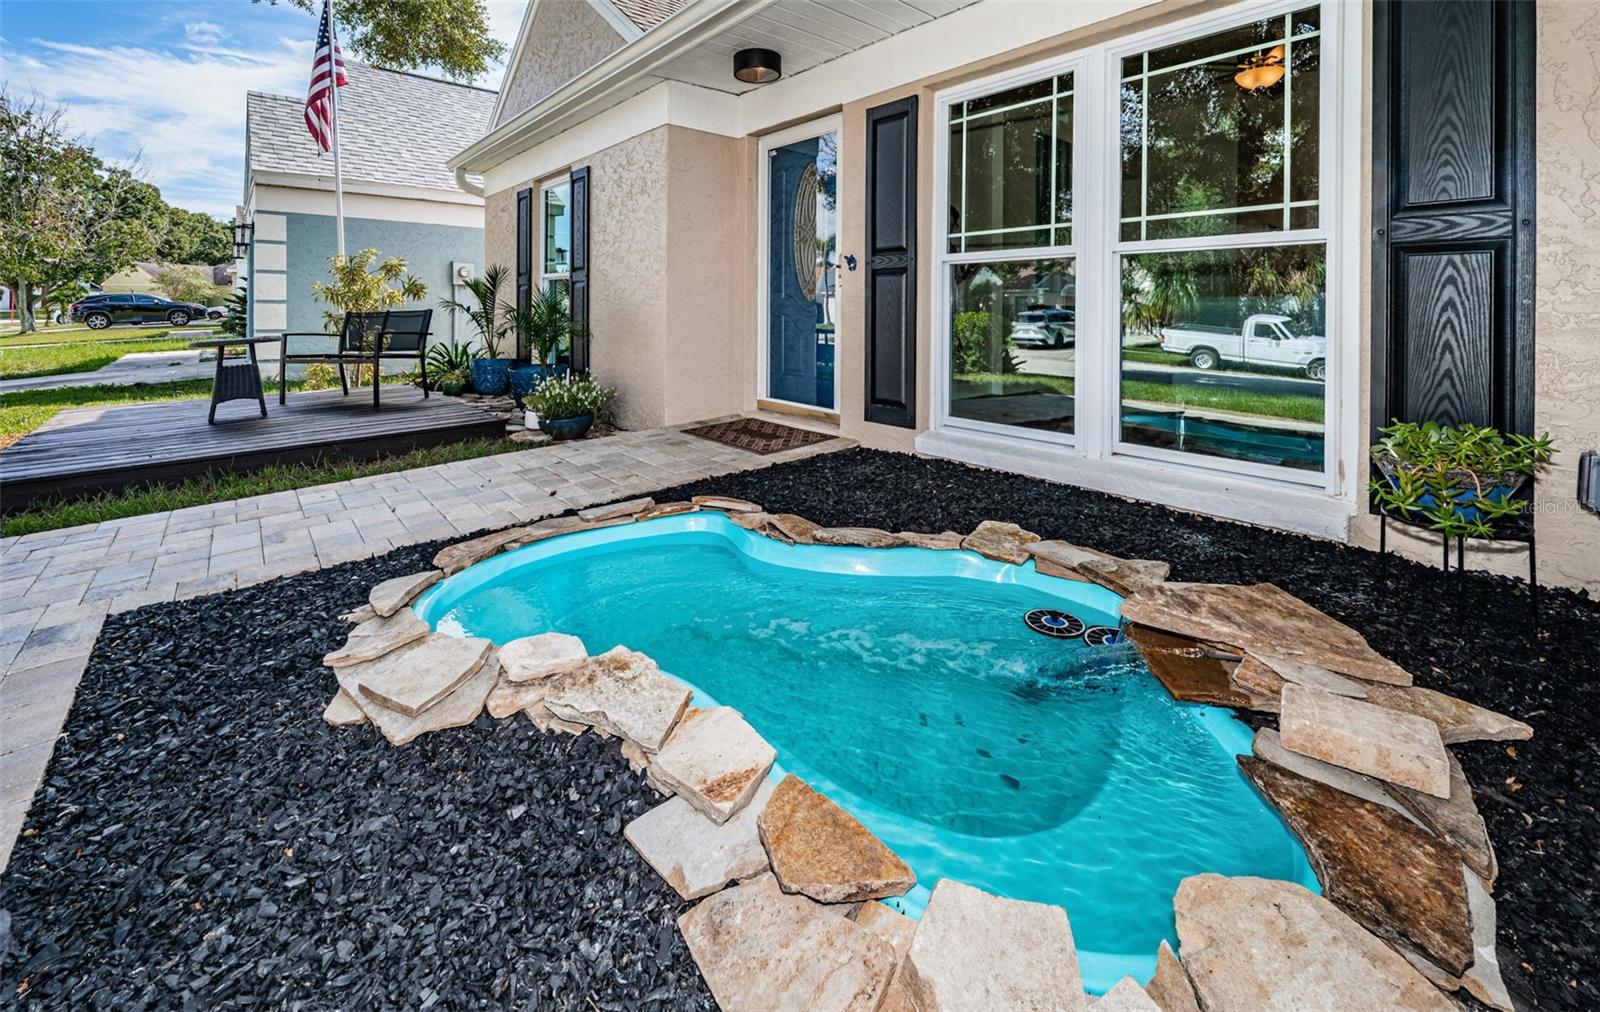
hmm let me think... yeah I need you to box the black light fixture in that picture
[734,48,782,85]
[231,219,254,260]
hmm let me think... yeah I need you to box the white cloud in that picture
[185,20,226,44]
[9,37,311,216]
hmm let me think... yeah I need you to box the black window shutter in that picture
[569,166,591,373]
[1372,0,1535,441]
[515,187,532,313]
[864,96,918,428]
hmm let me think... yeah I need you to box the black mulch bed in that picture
[2,446,1595,1009]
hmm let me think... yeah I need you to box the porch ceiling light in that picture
[734,48,782,85]
[1234,44,1286,91]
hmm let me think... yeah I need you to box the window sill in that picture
[915,425,1356,541]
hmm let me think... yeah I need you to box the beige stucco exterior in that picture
[476,0,1600,593]
[495,0,626,128]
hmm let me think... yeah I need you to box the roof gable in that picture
[493,0,634,128]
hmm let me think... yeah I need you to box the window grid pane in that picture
[948,72,1073,254]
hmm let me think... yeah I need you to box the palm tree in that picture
[501,286,570,368]
[437,264,510,359]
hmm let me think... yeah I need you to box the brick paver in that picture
[0,425,847,870]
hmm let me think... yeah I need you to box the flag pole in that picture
[328,0,346,259]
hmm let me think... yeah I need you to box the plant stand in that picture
[1376,501,1539,618]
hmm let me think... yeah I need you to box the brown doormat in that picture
[682,417,834,455]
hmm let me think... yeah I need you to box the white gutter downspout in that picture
[455,167,485,197]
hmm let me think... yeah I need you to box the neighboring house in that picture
[243,64,497,351]
[100,262,235,300]
[450,0,1598,594]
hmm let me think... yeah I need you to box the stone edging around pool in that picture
[319,495,1532,1011]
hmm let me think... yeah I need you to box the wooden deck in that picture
[0,386,504,511]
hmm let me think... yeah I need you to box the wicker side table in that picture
[190,336,277,423]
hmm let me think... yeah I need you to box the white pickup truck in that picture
[1157,314,1327,381]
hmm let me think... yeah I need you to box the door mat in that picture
[681,417,834,456]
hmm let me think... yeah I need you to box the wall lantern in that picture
[1234,45,1286,91]
[734,48,782,85]
[232,219,254,260]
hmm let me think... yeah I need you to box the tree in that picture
[311,248,427,333]
[0,91,157,333]
[258,0,505,81]
[152,264,229,305]
[219,286,249,338]
[157,208,234,266]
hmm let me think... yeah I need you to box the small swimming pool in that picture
[415,512,1315,993]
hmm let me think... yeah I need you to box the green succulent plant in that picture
[1369,420,1554,539]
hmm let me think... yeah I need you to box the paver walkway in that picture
[0,425,848,870]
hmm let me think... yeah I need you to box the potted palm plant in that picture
[1370,420,1555,539]
[438,265,514,396]
[524,373,614,440]
[424,342,474,395]
[504,287,573,406]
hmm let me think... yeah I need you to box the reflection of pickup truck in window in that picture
[1157,314,1326,381]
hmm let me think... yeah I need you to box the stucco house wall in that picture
[495,0,627,128]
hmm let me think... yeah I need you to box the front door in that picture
[767,129,838,410]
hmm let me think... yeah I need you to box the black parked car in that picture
[69,292,210,329]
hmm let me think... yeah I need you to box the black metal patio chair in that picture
[278,309,432,408]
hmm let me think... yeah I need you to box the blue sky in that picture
[3,0,527,218]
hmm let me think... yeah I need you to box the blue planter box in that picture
[1379,468,1521,523]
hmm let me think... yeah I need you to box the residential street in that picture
[1012,346,1325,398]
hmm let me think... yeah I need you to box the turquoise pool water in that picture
[415,513,1315,993]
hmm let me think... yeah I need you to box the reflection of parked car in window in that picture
[1010,308,1075,347]
[1157,313,1326,380]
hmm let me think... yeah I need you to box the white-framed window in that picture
[540,177,571,298]
[933,0,1350,493]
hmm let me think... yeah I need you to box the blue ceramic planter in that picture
[1380,469,1520,523]
[538,413,594,441]
[510,362,572,406]
[470,358,513,396]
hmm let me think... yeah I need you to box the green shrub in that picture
[1369,420,1555,539]
[525,372,615,422]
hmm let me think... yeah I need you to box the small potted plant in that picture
[438,265,515,396]
[1370,420,1555,538]
[503,288,573,406]
[524,372,615,440]
[424,341,474,395]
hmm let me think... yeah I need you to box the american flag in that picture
[303,0,348,152]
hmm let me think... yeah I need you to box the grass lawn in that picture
[0,322,214,347]
[0,337,197,380]
[956,371,1325,423]
[2,437,533,538]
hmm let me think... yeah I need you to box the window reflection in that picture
[1119,244,1326,470]
[950,259,1077,434]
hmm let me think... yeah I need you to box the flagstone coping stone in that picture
[1280,683,1451,798]
[758,775,915,903]
[895,530,965,550]
[619,740,650,773]
[499,632,587,684]
[339,604,377,624]
[1385,750,1497,886]
[624,779,776,900]
[1028,540,1170,597]
[677,873,898,1011]
[691,495,762,513]
[852,901,917,960]
[1125,625,1265,710]
[728,510,776,532]
[1363,683,1533,744]
[647,706,775,824]
[1250,652,1368,697]
[486,668,549,720]
[1175,875,1455,1011]
[902,878,1086,1012]
[1035,556,1095,581]
[812,527,906,549]
[1404,870,1513,1012]
[769,513,820,544]
[636,501,699,521]
[323,610,429,667]
[349,634,491,717]
[1145,941,1201,1012]
[1092,976,1161,1011]
[322,688,367,727]
[543,646,691,753]
[509,514,633,548]
[1252,728,1411,817]
[432,527,533,575]
[578,497,653,522]
[960,520,1041,564]
[368,569,443,618]
[1238,756,1474,976]
[526,701,587,736]
[1120,582,1413,686]
[363,656,500,747]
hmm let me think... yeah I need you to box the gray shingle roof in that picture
[608,0,690,32]
[247,64,496,193]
